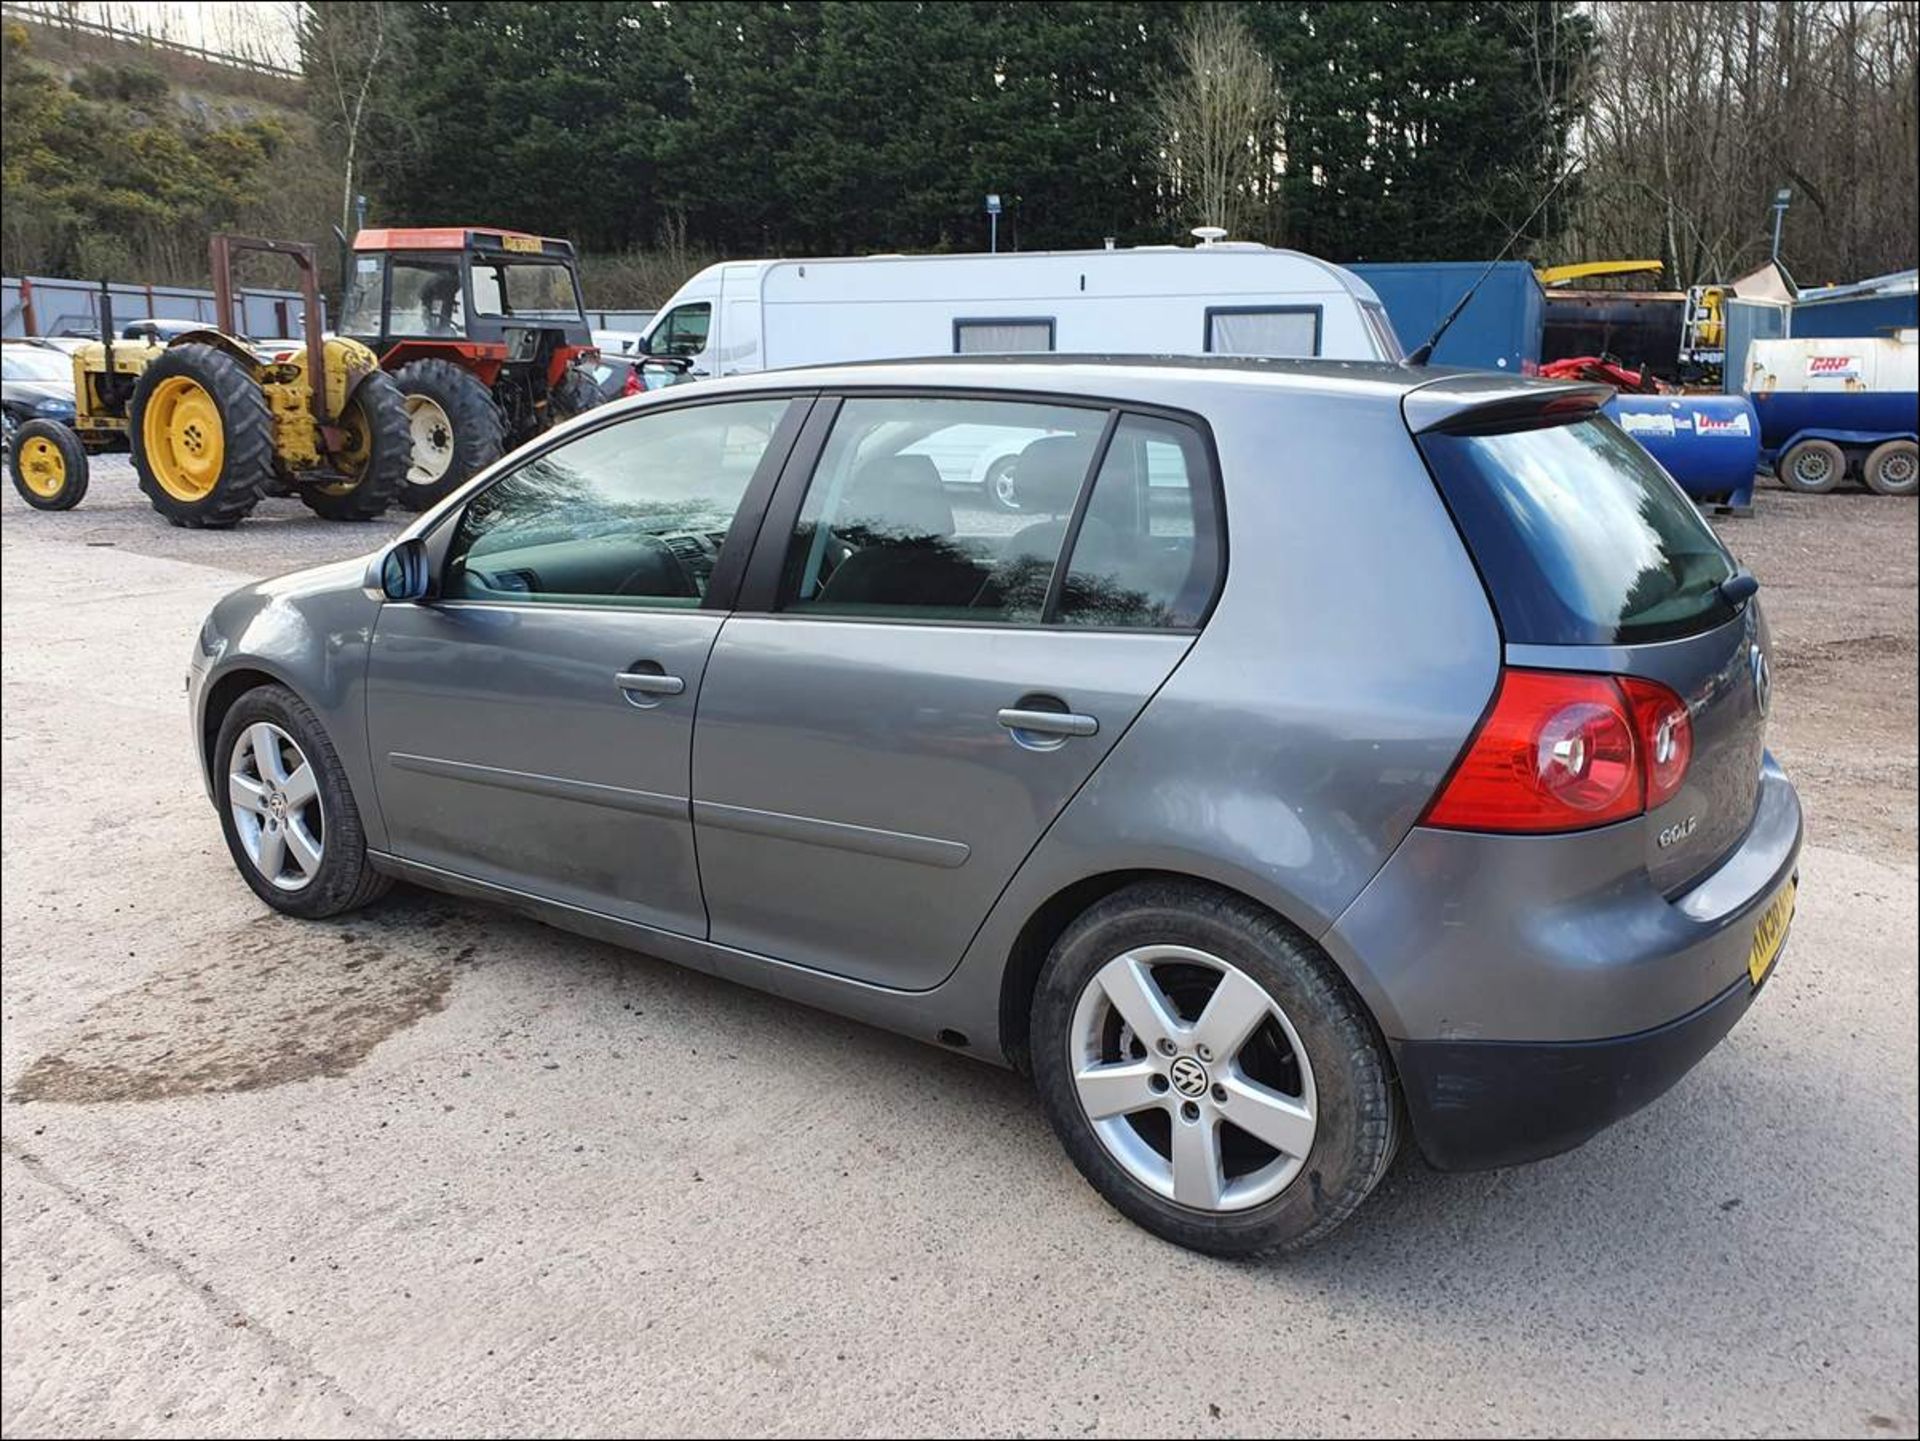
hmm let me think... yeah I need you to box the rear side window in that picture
[1420,416,1738,645]
[1057,416,1221,628]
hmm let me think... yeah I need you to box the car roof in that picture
[646,355,1609,430]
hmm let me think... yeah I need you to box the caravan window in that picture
[953,318,1055,355]
[1204,306,1321,358]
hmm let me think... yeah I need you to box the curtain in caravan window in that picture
[954,320,1053,354]
[1207,308,1320,357]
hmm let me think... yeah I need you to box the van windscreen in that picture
[1419,415,1738,646]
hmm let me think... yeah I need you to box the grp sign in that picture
[1806,354,1863,380]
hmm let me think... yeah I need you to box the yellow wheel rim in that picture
[318,392,375,495]
[142,375,226,501]
[18,436,66,498]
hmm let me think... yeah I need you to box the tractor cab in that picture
[341,229,604,503]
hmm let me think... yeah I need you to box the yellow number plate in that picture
[501,234,542,254]
[1748,877,1797,986]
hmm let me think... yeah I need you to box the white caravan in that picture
[635,243,1406,381]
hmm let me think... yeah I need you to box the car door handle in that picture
[997,707,1098,738]
[615,671,685,697]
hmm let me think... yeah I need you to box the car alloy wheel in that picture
[227,721,324,891]
[1068,944,1318,1211]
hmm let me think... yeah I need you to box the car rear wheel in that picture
[1777,438,1845,494]
[213,684,391,919]
[985,453,1022,512]
[1862,439,1918,497]
[1031,881,1399,1256]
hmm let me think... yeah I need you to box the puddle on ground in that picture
[10,898,485,1105]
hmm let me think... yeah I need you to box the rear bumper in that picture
[1325,751,1802,1171]
[1392,951,1784,1171]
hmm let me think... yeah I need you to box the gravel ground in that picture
[2,462,1915,1438]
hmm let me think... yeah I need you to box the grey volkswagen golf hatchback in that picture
[188,357,1802,1255]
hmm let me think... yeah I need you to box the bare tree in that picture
[1154,6,1283,240]
[1566,1,1919,285]
[301,1,399,239]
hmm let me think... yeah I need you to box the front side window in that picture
[954,318,1054,354]
[778,396,1104,623]
[1205,306,1321,358]
[388,258,464,337]
[1056,415,1221,629]
[470,261,583,320]
[651,303,712,357]
[340,255,385,335]
[444,397,791,606]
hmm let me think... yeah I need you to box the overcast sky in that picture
[13,1,304,71]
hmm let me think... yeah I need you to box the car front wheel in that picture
[1031,881,1399,1256]
[213,684,392,918]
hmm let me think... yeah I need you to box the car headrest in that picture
[839,454,953,540]
[1011,435,1092,514]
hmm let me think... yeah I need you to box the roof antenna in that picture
[1404,165,1580,367]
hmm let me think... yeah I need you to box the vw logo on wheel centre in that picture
[1169,1055,1209,1098]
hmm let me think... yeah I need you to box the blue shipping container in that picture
[1347,261,1544,372]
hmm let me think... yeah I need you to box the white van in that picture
[637,243,1406,382]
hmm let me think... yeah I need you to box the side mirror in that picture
[377,538,431,601]
[633,331,653,355]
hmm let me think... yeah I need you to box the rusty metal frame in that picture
[209,233,331,427]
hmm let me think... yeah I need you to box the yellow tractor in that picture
[7,235,409,527]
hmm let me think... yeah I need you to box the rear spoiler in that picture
[1402,373,1614,437]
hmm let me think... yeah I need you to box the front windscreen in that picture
[1419,415,1738,646]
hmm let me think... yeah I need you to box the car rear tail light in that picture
[1423,669,1692,834]
[1621,676,1693,808]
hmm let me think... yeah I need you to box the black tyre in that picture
[212,683,392,919]
[296,371,409,522]
[1862,439,1918,497]
[8,419,90,511]
[1776,438,1845,495]
[130,343,272,528]
[549,364,603,424]
[984,453,1023,512]
[1031,881,1400,1257]
[391,358,505,512]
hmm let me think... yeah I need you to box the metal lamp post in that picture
[1769,188,1791,262]
[986,193,1002,254]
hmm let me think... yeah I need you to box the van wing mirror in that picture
[372,538,431,601]
[633,331,653,355]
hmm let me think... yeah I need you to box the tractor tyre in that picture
[549,366,603,425]
[297,371,411,522]
[392,358,505,513]
[130,343,272,528]
[8,420,90,511]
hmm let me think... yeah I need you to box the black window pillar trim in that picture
[1039,409,1122,624]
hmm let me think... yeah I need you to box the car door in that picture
[365,393,810,935]
[691,393,1226,988]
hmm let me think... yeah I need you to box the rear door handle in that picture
[616,671,685,697]
[997,707,1098,738]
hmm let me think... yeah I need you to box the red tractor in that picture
[339,227,603,510]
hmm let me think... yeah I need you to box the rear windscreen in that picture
[1419,415,1738,646]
